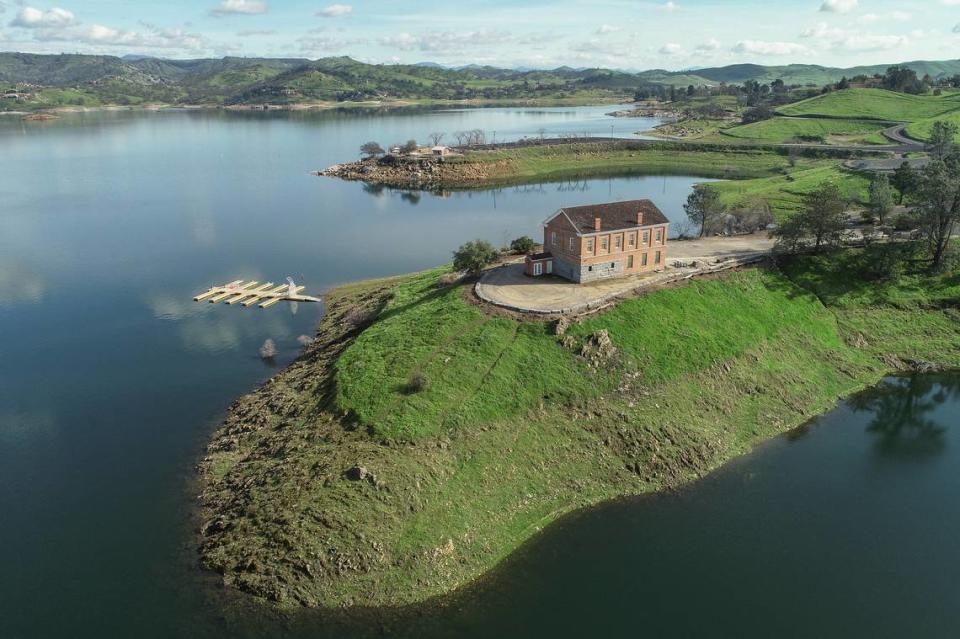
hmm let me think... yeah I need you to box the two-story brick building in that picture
[525,199,670,283]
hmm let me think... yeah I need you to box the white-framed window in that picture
[628,233,636,247]
[627,255,634,269]
[615,235,622,250]
[655,250,662,264]
[642,230,650,245]
[656,229,663,244]
[568,237,575,251]
[551,231,558,246]
[642,252,648,266]
[601,237,608,251]
[586,238,595,253]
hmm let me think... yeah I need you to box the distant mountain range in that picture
[3,52,960,109]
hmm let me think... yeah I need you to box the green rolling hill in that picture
[4,52,960,111]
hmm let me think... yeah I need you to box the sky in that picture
[1,0,960,70]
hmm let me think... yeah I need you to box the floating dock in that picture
[193,279,321,309]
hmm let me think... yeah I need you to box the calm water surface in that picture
[1,107,958,638]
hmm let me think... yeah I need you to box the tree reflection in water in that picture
[850,374,960,459]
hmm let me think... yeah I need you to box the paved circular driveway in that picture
[476,234,774,315]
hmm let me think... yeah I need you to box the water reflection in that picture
[851,374,960,459]
[0,260,45,307]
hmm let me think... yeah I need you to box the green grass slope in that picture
[708,163,869,219]
[199,253,959,608]
[721,116,889,144]
[905,110,960,142]
[778,88,960,121]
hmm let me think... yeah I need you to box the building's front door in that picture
[533,262,543,276]
[546,261,553,275]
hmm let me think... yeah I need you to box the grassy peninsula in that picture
[324,141,873,219]
[198,250,959,609]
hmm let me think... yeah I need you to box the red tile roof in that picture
[557,199,669,234]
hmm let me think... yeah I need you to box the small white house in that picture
[432,145,451,157]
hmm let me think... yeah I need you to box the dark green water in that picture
[1,108,958,638]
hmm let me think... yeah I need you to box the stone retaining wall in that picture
[475,252,770,316]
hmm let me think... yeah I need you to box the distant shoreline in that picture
[0,96,630,116]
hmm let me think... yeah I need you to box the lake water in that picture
[1,107,958,638]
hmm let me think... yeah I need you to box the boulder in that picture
[345,465,369,481]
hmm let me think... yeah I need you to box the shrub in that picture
[405,372,428,394]
[436,272,462,288]
[741,105,775,124]
[360,141,384,158]
[452,239,499,275]
[509,236,537,254]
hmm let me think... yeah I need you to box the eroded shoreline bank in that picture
[196,251,960,610]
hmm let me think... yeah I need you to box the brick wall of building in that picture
[544,216,669,283]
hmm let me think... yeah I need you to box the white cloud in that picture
[0,2,6,16]
[210,0,267,17]
[694,38,720,52]
[657,1,678,12]
[837,33,908,51]
[379,29,513,53]
[317,4,352,18]
[659,42,683,55]
[943,0,960,5]
[860,10,911,23]
[237,29,276,36]
[596,24,621,34]
[10,6,76,28]
[819,0,858,14]
[733,40,810,56]
[34,22,208,50]
[298,32,366,52]
[800,22,848,39]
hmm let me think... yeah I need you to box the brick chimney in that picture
[637,210,644,225]
[594,217,602,231]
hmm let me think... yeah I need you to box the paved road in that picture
[881,123,924,148]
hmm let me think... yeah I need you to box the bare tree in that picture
[360,141,384,158]
[453,131,468,146]
[429,132,445,146]
[537,127,547,141]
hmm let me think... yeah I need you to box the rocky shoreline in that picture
[317,155,513,189]
[607,106,682,119]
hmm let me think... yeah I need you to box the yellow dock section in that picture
[193,280,243,302]
[225,282,273,305]
[259,286,304,308]
[209,281,257,303]
[192,280,320,310]
[241,283,288,306]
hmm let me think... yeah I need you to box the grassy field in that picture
[466,143,800,183]
[719,116,890,145]
[905,110,960,142]
[199,251,959,609]
[778,88,960,121]
[335,269,603,441]
[709,163,870,219]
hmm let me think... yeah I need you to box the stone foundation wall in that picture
[578,259,625,283]
[553,257,580,283]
